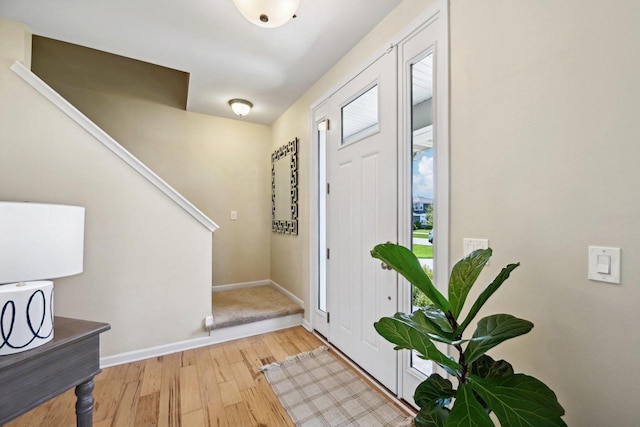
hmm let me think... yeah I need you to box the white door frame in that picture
[311,102,330,338]
[308,0,450,399]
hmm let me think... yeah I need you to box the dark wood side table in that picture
[0,316,110,427]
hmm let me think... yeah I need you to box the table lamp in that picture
[0,202,85,355]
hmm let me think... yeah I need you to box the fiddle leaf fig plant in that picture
[371,243,566,427]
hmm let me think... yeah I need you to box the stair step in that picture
[211,285,304,330]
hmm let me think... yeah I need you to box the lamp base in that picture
[0,280,54,355]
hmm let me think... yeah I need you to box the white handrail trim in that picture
[10,61,219,232]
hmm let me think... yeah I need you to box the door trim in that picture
[397,3,451,403]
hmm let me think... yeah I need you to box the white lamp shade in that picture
[0,202,85,285]
[232,0,300,28]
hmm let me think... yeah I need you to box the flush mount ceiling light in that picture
[232,0,300,28]
[228,98,253,116]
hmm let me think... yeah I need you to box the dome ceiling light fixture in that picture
[232,0,301,28]
[228,98,253,116]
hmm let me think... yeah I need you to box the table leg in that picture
[75,379,95,427]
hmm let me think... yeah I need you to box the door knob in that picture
[380,262,391,270]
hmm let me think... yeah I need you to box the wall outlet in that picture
[230,210,237,221]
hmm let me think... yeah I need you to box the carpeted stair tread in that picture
[211,285,303,329]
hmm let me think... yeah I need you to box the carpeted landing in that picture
[211,285,304,329]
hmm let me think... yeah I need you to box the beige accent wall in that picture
[272,0,640,424]
[0,19,212,356]
[31,47,273,286]
[32,35,189,110]
[448,1,640,424]
[270,0,437,310]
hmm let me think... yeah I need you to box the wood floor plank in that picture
[231,360,257,391]
[134,391,160,427]
[106,363,129,383]
[223,402,255,427]
[260,333,289,361]
[179,364,202,414]
[218,380,242,407]
[6,326,410,427]
[157,352,181,427]
[251,338,274,365]
[93,418,113,427]
[222,341,243,364]
[93,377,126,423]
[239,346,263,373]
[208,345,233,384]
[182,409,206,427]
[241,386,295,427]
[180,349,198,367]
[111,380,142,427]
[194,348,226,427]
[140,356,164,397]
[125,360,147,383]
[202,404,228,427]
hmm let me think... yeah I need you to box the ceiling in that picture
[0,0,403,125]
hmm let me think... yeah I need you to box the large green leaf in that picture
[464,314,533,364]
[415,404,450,427]
[470,374,566,426]
[394,311,455,344]
[470,354,514,380]
[414,374,455,408]
[448,248,493,318]
[447,383,494,427]
[374,317,461,375]
[371,243,451,314]
[422,306,454,333]
[456,263,520,335]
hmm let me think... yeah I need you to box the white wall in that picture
[0,19,213,356]
[272,0,640,424]
[449,1,640,425]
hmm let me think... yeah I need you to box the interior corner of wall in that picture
[23,26,32,70]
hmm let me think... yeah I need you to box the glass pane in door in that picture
[410,53,434,376]
[341,84,379,145]
[317,121,328,312]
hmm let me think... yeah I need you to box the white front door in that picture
[327,49,398,392]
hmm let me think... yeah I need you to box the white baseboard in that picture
[269,280,305,309]
[100,335,214,368]
[208,313,302,343]
[301,318,312,331]
[211,279,271,292]
[101,313,303,368]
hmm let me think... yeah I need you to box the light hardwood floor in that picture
[7,326,409,427]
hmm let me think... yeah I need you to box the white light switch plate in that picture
[588,246,621,284]
[463,238,489,263]
[230,210,238,221]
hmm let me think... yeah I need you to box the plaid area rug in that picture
[260,346,413,426]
